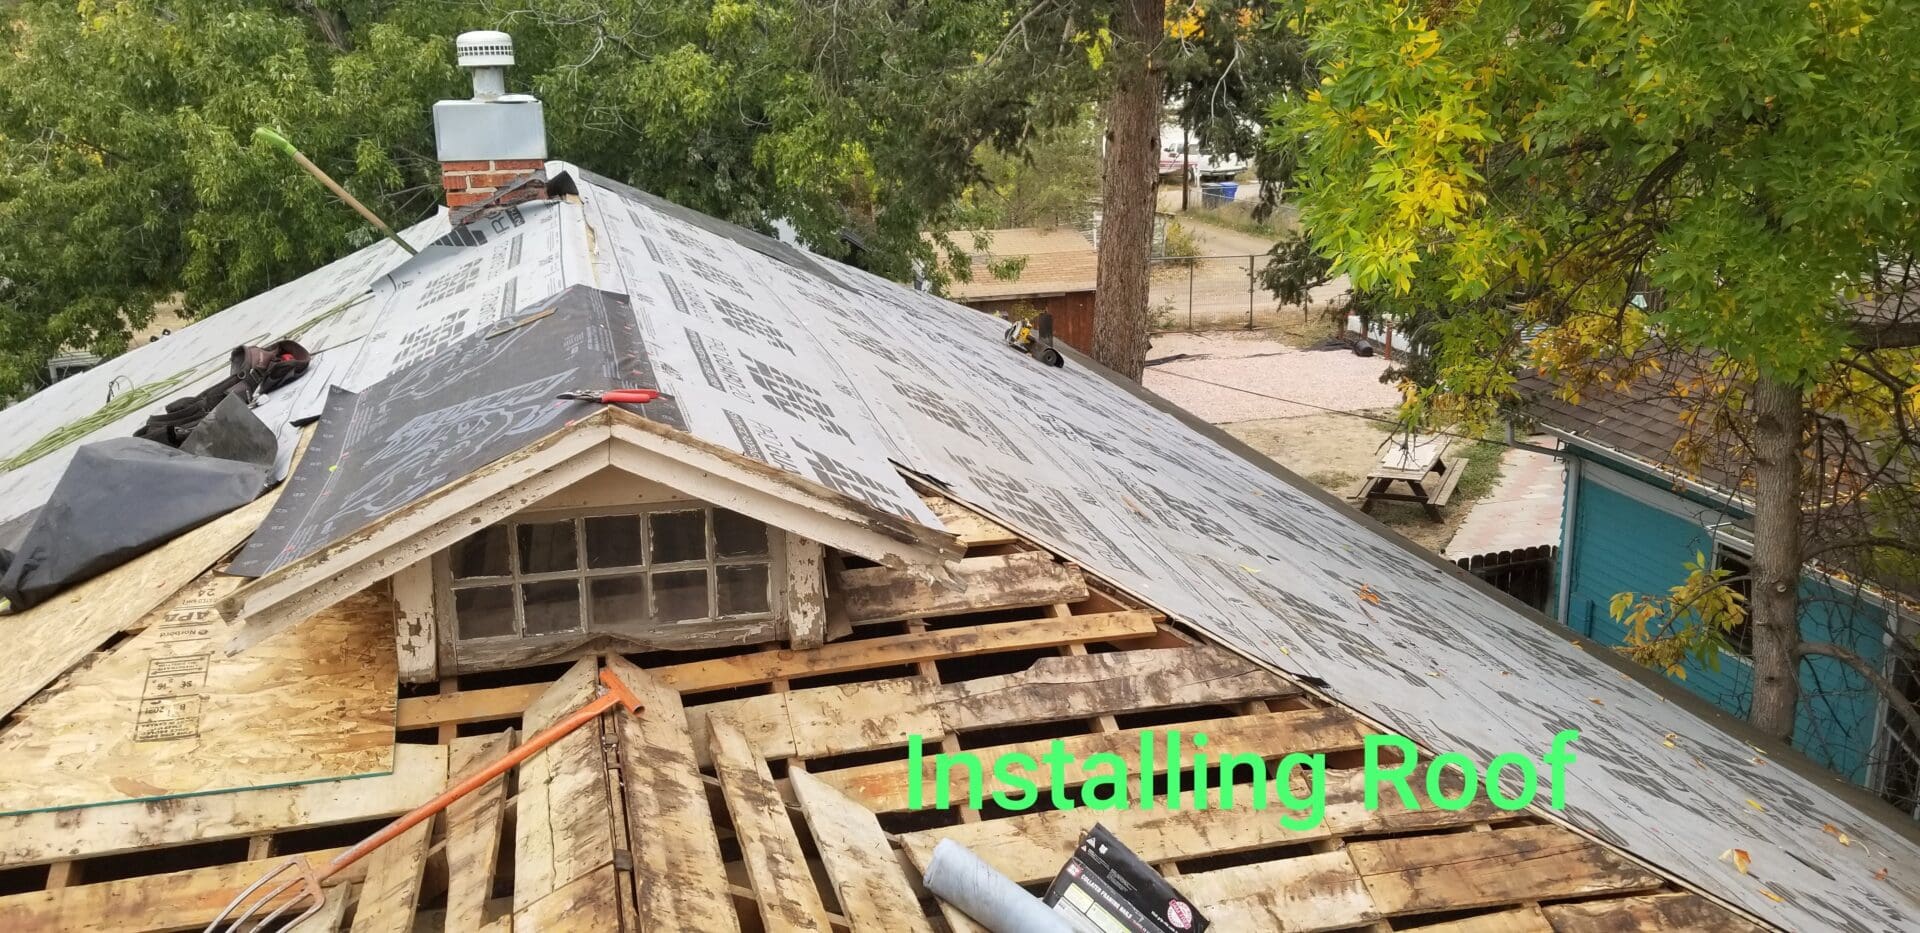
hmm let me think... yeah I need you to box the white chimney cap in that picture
[456,31,514,69]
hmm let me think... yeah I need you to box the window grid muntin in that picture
[446,503,776,643]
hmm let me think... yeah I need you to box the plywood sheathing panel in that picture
[1542,892,1768,932]
[605,655,741,931]
[0,490,282,720]
[442,730,514,932]
[1174,850,1382,932]
[789,770,936,933]
[0,586,397,814]
[835,552,1088,625]
[0,743,448,869]
[709,717,833,932]
[511,659,618,922]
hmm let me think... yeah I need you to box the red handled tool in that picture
[557,388,661,404]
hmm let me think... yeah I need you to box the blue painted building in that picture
[1531,379,1912,807]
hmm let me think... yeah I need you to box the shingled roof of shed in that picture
[1,166,1918,930]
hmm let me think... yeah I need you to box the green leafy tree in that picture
[0,0,1076,398]
[1280,0,1920,763]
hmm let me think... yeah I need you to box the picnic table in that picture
[1349,434,1463,521]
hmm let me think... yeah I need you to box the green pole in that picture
[256,128,417,255]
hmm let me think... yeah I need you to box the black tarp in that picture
[0,433,270,611]
[228,285,680,577]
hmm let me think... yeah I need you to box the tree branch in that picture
[1797,641,1920,749]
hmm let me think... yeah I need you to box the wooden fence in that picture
[1455,545,1558,613]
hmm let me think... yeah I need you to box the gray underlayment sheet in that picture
[0,163,1915,930]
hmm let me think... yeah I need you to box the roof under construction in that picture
[0,165,1916,931]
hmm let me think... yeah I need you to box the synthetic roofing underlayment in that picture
[0,164,1917,930]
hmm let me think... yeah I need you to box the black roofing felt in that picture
[229,285,679,577]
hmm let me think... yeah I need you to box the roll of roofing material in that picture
[922,838,1072,933]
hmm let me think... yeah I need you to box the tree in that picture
[1280,0,1920,763]
[0,0,1074,399]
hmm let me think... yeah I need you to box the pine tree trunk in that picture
[1091,0,1165,382]
[1748,374,1806,741]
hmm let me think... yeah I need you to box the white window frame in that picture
[434,501,786,651]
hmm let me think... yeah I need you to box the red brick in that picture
[446,190,492,208]
[491,159,546,171]
[466,170,539,188]
[440,160,493,172]
[440,173,469,191]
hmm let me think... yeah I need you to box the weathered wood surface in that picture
[1407,908,1552,932]
[389,561,437,683]
[819,706,1365,813]
[347,802,432,933]
[0,490,281,720]
[1348,825,1667,915]
[921,495,1019,547]
[513,862,624,933]
[786,533,827,649]
[685,646,1293,766]
[1542,892,1766,932]
[442,731,514,932]
[709,718,833,932]
[0,845,354,932]
[790,770,936,933]
[450,616,782,675]
[512,659,617,922]
[606,656,741,931]
[0,743,448,868]
[0,586,397,814]
[900,769,1505,886]
[1176,849,1381,932]
[836,552,1088,624]
[394,611,1158,729]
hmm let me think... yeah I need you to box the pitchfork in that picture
[205,667,643,931]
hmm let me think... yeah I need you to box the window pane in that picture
[589,575,648,626]
[518,521,578,574]
[717,564,770,616]
[451,526,510,578]
[585,515,644,568]
[713,509,770,558]
[455,586,515,638]
[650,510,707,563]
[652,569,709,622]
[522,580,582,635]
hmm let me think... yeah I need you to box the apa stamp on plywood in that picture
[134,597,219,742]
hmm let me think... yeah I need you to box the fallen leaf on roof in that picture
[1745,799,1768,812]
[1823,824,1852,846]
[1761,888,1786,903]
[1589,697,1605,706]
[1720,848,1751,874]
[1239,565,1260,574]
[1355,584,1382,605]
[1874,867,1889,881]
[1662,733,1678,748]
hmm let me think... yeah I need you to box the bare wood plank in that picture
[922,496,1018,547]
[289,888,351,932]
[1348,825,1667,916]
[393,611,1161,730]
[0,744,448,868]
[605,656,740,931]
[0,490,281,720]
[443,730,514,932]
[789,770,936,933]
[347,807,432,933]
[513,659,615,916]
[1407,908,1552,933]
[709,718,833,932]
[1541,893,1763,932]
[1176,850,1381,933]
[819,707,1366,813]
[513,862,623,933]
[836,552,1088,625]
[899,769,1507,886]
[0,845,355,933]
[787,533,826,649]
[686,646,1293,767]
[389,561,437,684]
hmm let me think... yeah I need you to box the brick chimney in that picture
[433,31,547,222]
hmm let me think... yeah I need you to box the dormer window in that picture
[438,503,781,655]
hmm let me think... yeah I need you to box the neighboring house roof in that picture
[1520,351,1748,494]
[0,167,1917,930]
[937,227,1097,301]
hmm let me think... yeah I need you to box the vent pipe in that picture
[457,31,515,99]
[434,30,548,221]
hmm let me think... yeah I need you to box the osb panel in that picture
[0,585,397,814]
